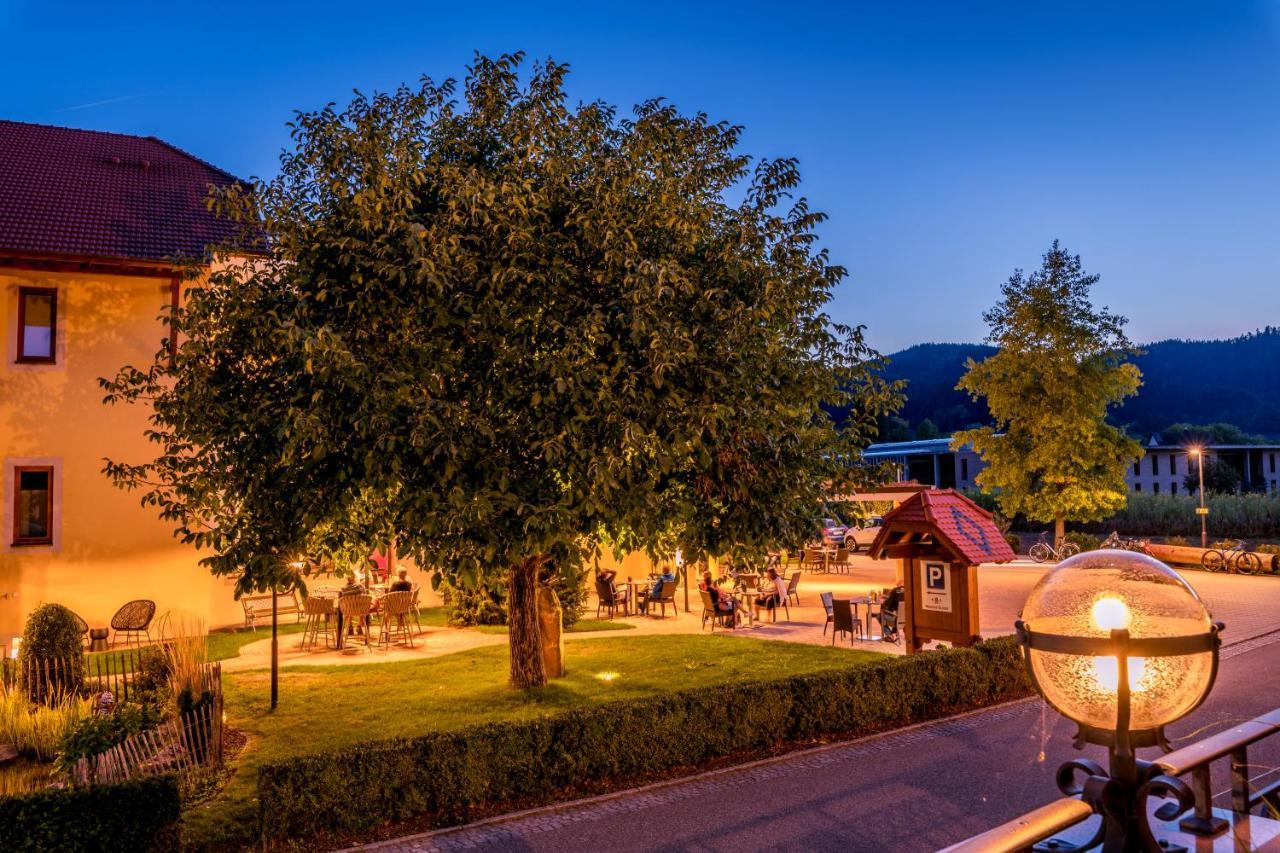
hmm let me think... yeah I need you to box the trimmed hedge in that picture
[257,637,1030,840]
[0,775,180,852]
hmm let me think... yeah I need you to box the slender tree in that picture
[954,241,1142,544]
[102,54,898,688]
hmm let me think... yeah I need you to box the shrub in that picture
[0,775,180,852]
[1064,531,1103,552]
[18,604,84,701]
[1165,536,1191,547]
[257,637,1030,840]
[1003,532,1022,554]
[1094,493,1280,539]
[55,704,160,779]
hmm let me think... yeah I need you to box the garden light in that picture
[1016,549,1224,850]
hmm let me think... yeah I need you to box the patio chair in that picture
[301,595,335,651]
[699,589,734,631]
[67,610,90,648]
[337,594,374,651]
[110,600,156,648]
[378,591,416,649]
[786,571,802,606]
[647,580,679,619]
[830,599,858,646]
[820,592,835,636]
[833,548,849,574]
[409,584,424,634]
[595,578,630,619]
[761,580,790,622]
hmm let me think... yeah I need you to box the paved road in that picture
[352,629,1280,853]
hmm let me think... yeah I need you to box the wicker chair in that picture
[699,589,734,631]
[649,580,679,619]
[830,598,858,645]
[595,579,630,619]
[337,594,374,650]
[833,548,849,574]
[378,591,416,648]
[820,592,835,636]
[110,600,155,648]
[409,584,424,634]
[67,610,90,648]
[301,595,336,651]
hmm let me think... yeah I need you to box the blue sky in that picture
[3,1,1277,352]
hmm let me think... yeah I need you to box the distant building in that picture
[863,436,1280,496]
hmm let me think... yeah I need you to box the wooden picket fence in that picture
[74,684,225,785]
[1,648,149,702]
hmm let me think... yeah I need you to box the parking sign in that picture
[921,561,952,612]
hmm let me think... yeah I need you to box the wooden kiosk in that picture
[867,489,1014,653]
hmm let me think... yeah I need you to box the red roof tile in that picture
[0,120,245,264]
[869,489,1015,565]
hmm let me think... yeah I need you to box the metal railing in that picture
[941,707,1280,852]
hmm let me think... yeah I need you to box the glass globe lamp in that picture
[1017,550,1222,750]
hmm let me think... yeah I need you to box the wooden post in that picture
[270,587,278,710]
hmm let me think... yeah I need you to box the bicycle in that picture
[1029,535,1081,564]
[1201,540,1263,575]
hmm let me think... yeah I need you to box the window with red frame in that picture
[17,287,56,363]
[13,467,53,546]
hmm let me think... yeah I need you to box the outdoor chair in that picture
[820,592,835,636]
[699,589,734,631]
[830,598,859,645]
[300,595,335,651]
[595,578,630,619]
[337,594,374,651]
[786,571,802,606]
[833,548,849,574]
[378,591,416,649]
[648,580,679,619]
[409,584,424,634]
[110,599,156,648]
[67,609,90,648]
[761,581,790,622]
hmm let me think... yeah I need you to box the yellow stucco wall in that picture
[0,268,243,654]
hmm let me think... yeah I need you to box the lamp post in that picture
[1016,550,1223,851]
[1190,447,1207,549]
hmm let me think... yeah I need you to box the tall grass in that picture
[1094,493,1280,539]
[0,683,94,761]
[155,613,211,713]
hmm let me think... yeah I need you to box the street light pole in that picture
[1191,448,1207,549]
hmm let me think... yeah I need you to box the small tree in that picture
[19,604,85,701]
[1184,456,1241,495]
[955,242,1142,544]
[102,54,898,689]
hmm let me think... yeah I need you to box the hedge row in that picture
[0,775,180,852]
[257,636,1030,840]
[1091,492,1280,539]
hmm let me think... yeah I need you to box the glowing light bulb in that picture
[1091,656,1148,693]
[594,671,619,683]
[1092,597,1131,631]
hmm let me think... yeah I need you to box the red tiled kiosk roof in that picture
[867,488,1015,565]
[0,119,245,265]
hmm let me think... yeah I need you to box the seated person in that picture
[389,567,413,592]
[754,568,785,620]
[596,568,628,609]
[638,566,677,614]
[699,571,737,626]
[875,585,904,642]
[338,574,369,636]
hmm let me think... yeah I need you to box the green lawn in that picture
[473,617,634,635]
[184,634,881,847]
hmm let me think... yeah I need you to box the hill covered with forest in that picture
[878,328,1280,440]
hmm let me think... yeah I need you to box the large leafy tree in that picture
[103,54,898,688]
[954,241,1142,544]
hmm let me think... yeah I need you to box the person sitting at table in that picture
[638,566,676,614]
[699,570,738,626]
[753,568,784,620]
[389,567,413,592]
[339,574,368,636]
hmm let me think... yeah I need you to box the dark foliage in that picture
[0,775,180,853]
[18,604,84,700]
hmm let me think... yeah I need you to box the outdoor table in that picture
[846,596,882,640]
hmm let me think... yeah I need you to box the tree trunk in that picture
[508,555,548,689]
[1054,517,1065,547]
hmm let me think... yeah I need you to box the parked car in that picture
[845,517,884,552]
[821,518,848,546]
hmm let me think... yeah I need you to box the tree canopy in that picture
[954,241,1142,543]
[102,54,899,687]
